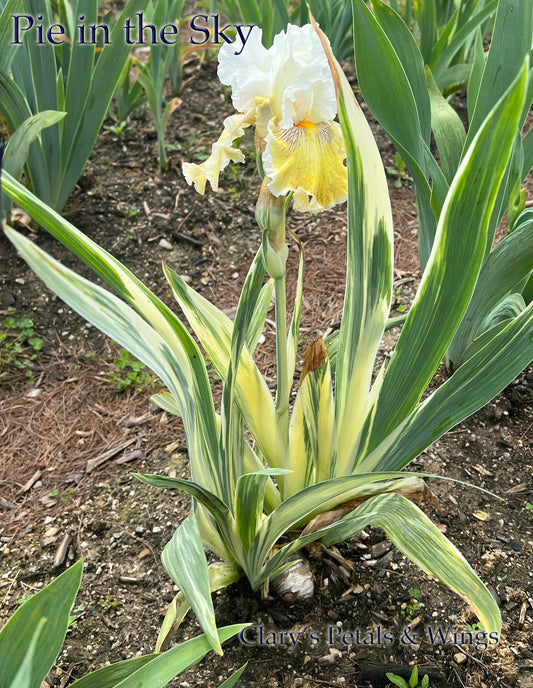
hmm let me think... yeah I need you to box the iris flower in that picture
[182,24,347,213]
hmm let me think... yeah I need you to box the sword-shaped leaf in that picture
[351,0,437,263]
[2,111,65,181]
[57,0,151,210]
[0,560,82,688]
[218,250,266,506]
[156,562,241,652]
[1,172,220,489]
[247,278,274,354]
[447,212,533,369]
[246,472,423,587]
[313,18,393,476]
[0,0,19,73]
[320,493,501,634]
[254,474,425,585]
[358,301,533,473]
[364,59,528,455]
[161,514,222,654]
[286,339,336,496]
[164,265,285,469]
[430,0,498,84]
[465,0,533,146]
[425,66,466,184]
[235,469,290,551]
[4,227,220,495]
[0,110,65,219]
[371,0,431,143]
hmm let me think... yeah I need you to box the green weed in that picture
[108,348,160,392]
[0,312,42,381]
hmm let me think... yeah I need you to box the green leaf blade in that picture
[315,22,394,475]
[0,560,83,688]
[365,58,528,454]
[321,494,501,634]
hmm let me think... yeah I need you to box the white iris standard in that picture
[182,24,347,212]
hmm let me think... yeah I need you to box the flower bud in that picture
[255,181,288,279]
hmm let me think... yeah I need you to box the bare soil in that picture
[1,47,532,688]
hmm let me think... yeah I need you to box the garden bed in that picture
[1,36,533,688]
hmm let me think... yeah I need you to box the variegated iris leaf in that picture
[5,17,530,657]
[286,339,337,497]
[312,19,394,478]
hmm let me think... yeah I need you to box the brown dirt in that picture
[1,45,532,688]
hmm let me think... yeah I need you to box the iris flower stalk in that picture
[182,23,347,447]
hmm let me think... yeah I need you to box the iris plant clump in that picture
[2,18,532,657]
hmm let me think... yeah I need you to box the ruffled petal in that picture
[270,24,337,128]
[182,111,253,194]
[218,24,336,129]
[218,28,274,113]
[263,119,347,212]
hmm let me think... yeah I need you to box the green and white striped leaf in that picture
[358,301,533,474]
[247,278,274,354]
[0,560,82,688]
[164,265,286,470]
[286,341,336,496]
[364,59,528,455]
[246,472,423,587]
[468,294,527,359]
[134,473,248,572]
[314,19,393,476]
[150,391,182,416]
[161,514,222,655]
[320,493,501,634]
[218,249,266,507]
[156,561,242,653]
[134,424,284,516]
[134,474,231,524]
[235,469,290,551]
[255,474,425,585]
[4,226,224,496]
[1,172,220,491]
